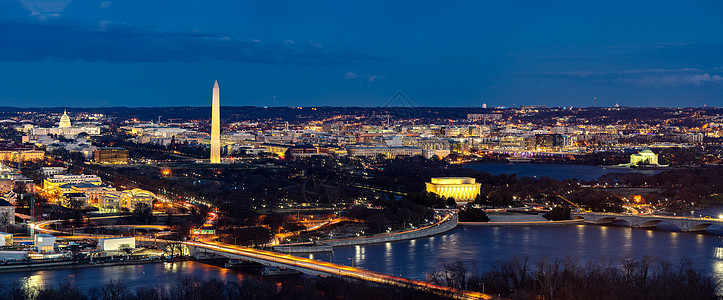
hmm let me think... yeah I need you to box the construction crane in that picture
[554,194,587,212]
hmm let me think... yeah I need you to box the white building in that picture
[0,232,12,246]
[130,126,187,138]
[41,167,67,177]
[98,237,136,251]
[28,135,60,147]
[422,149,451,159]
[35,234,56,252]
[45,174,102,186]
[346,146,423,159]
[630,149,659,165]
[65,142,98,159]
[26,111,101,138]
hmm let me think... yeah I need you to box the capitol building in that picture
[27,111,101,137]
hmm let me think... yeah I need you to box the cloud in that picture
[0,20,387,65]
[536,68,703,78]
[615,73,723,87]
[344,72,386,82]
[533,68,723,87]
[98,1,111,9]
[17,0,73,19]
[365,75,386,82]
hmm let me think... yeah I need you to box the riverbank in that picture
[487,212,548,222]
[459,220,585,227]
[274,214,458,252]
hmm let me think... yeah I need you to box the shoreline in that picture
[459,220,585,227]
[274,214,458,252]
[0,257,189,274]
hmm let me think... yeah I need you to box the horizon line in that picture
[0,105,719,110]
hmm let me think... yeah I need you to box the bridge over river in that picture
[187,240,489,300]
[572,212,723,231]
[183,213,490,299]
[33,215,490,299]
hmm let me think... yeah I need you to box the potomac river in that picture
[3,225,723,291]
[464,162,663,181]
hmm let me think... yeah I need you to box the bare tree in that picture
[496,255,529,291]
[99,279,130,300]
[0,211,12,232]
[530,255,562,300]
[165,241,185,257]
[428,259,469,290]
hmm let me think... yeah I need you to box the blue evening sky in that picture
[0,0,721,107]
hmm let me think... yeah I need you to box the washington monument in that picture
[210,80,220,163]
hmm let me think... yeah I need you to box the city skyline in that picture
[0,90,722,299]
[0,0,721,108]
[2,2,723,298]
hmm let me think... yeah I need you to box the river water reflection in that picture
[0,261,247,291]
[299,225,723,284]
[2,225,723,292]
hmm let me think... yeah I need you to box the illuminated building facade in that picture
[261,143,290,157]
[532,134,566,151]
[630,149,659,165]
[426,177,481,202]
[0,164,35,193]
[59,110,72,128]
[499,136,525,149]
[98,189,156,212]
[0,140,44,162]
[0,149,45,162]
[28,111,101,137]
[347,146,423,159]
[43,174,102,197]
[0,180,12,194]
[93,147,129,164]
[59,183,115,206]
[59,192,89,209]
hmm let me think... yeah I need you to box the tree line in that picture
[429,255,718,300]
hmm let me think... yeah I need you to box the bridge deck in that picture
[188,241,491,300]
[572,212,723,231]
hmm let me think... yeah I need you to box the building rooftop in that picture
[97,147,127,150]
[0,198,13,207]
[59,182,110,189]
[429,177,478,185]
